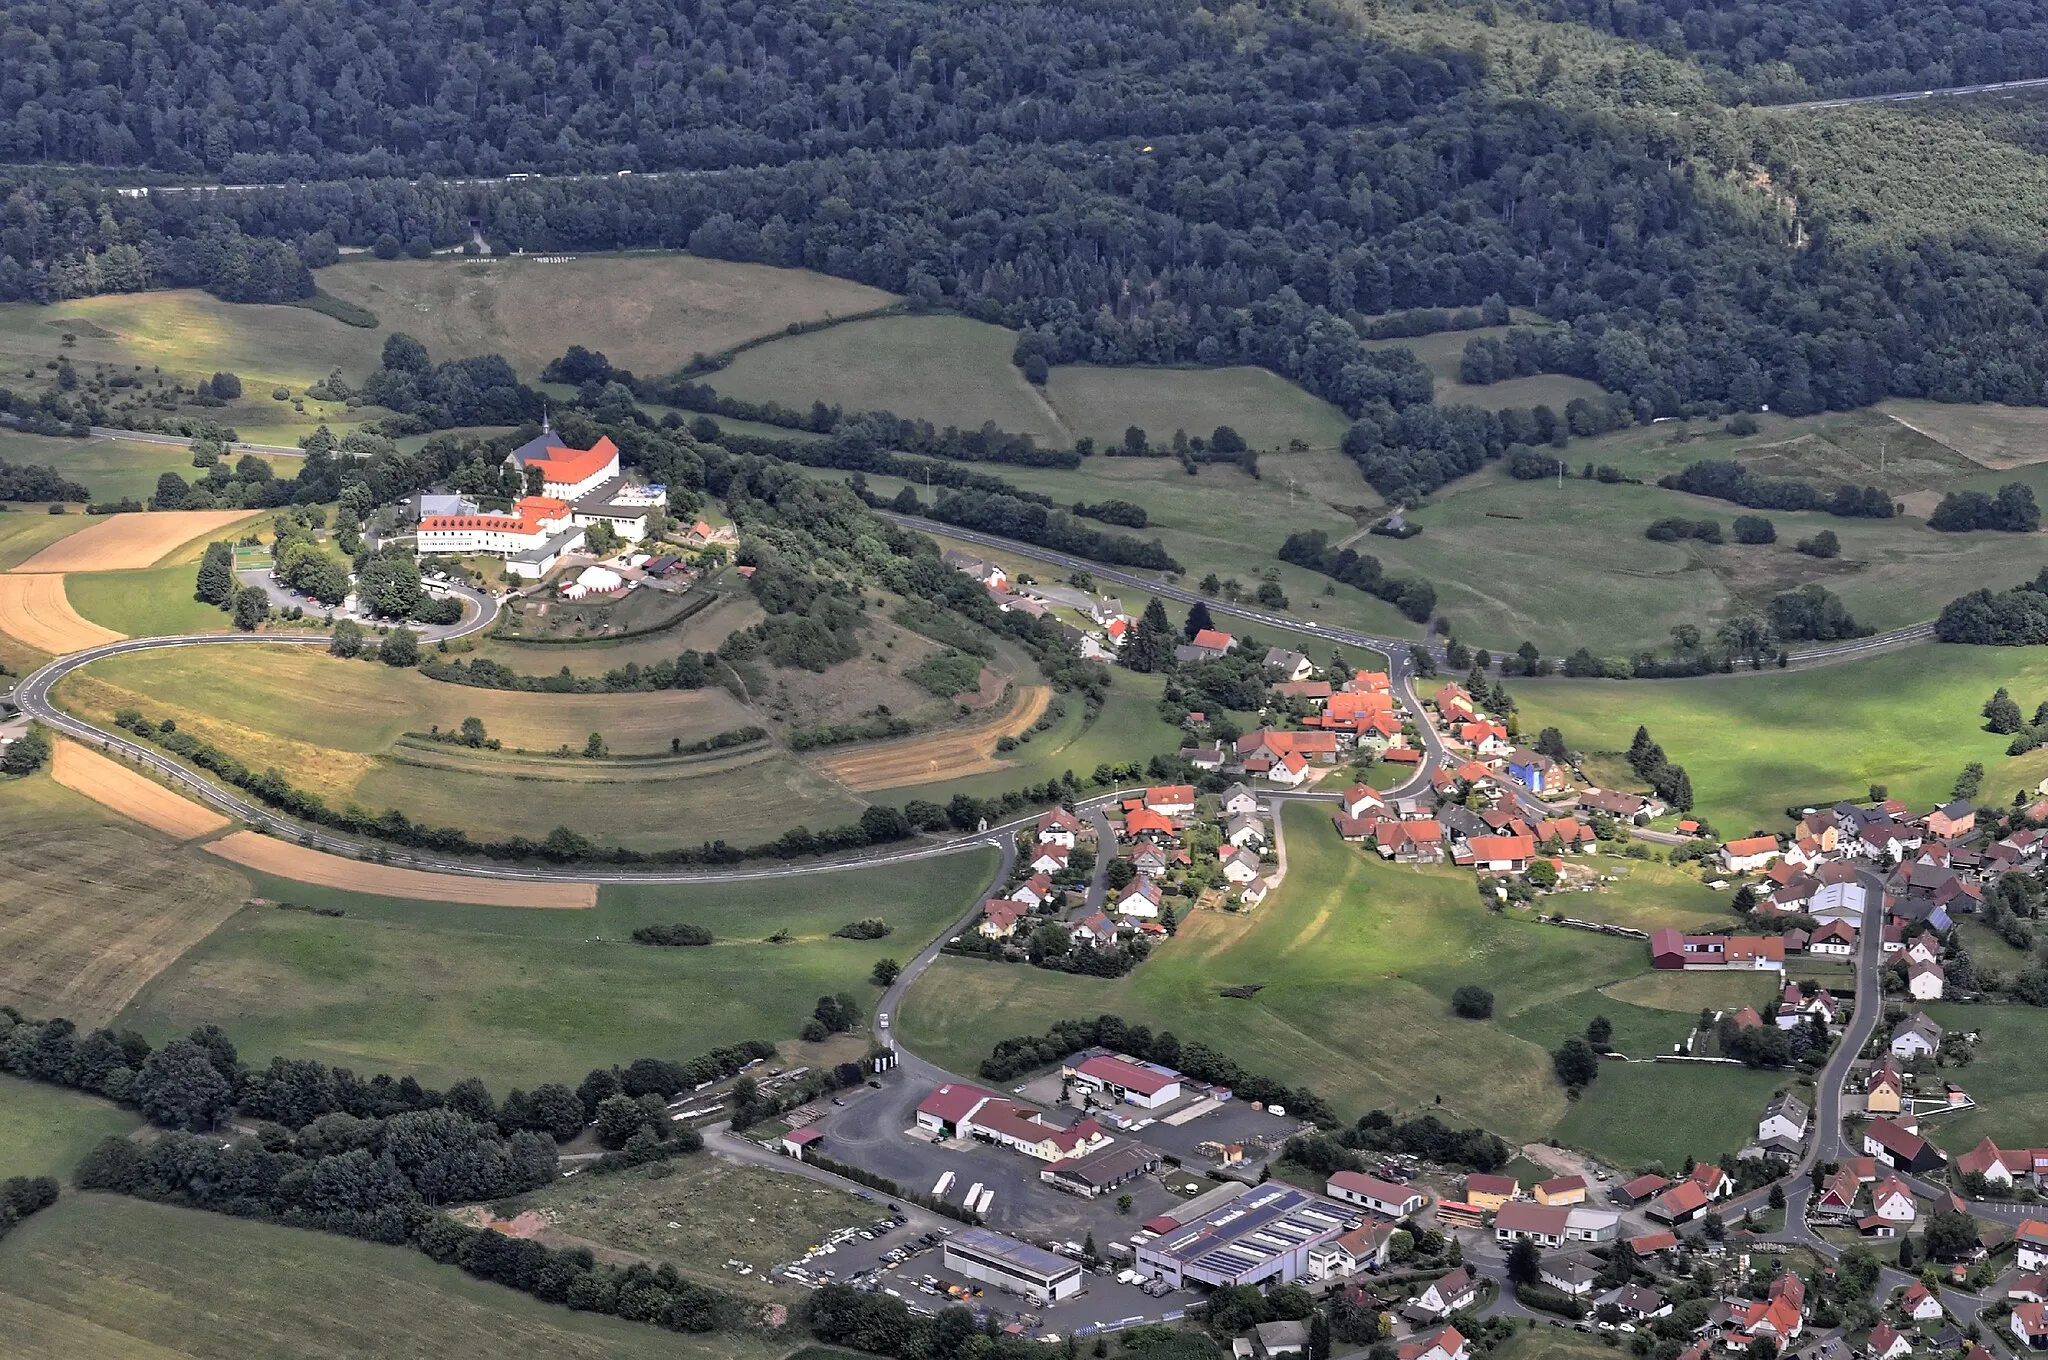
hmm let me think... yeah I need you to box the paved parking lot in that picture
[771,1204,1193,1337]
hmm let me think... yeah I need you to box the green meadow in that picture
[0,1193,781,1360]
[901,803,1703,1153]
[0,1076,142,1182]
[1513,645,2048,833]
[117,849,996,1091]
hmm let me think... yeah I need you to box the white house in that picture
[1908,959,1946,1001]
[1341,785,1386,820]
[2016,1220,2048,1272]
[1899,1283,1943,1322]
[1029,844,1070,875]
[1116,877,1163,920]
[1872,1177,1917,1225]
[1222,848,1263,885]
[1890,1014,1944,1061]
[1758,1092,1810,1147]
[1226,814,1268,850]
[417,495,586,580]
[1221,784,1261,818]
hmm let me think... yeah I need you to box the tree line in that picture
[1278,529,1437,622]
[1656,459,1896,519]
[1935,567,2048,645]
[0,456,88,501]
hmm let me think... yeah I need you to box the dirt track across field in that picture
[815,683,1051,791]
[203,831,598,909]
[51,739,231,840]
[10,509,258,572]
[0,574,123,653]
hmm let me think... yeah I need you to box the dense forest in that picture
[1537,0,2048,101]
[5,0,2048,498]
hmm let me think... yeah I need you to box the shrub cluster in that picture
[1657,460,1895,518]
[1278,529,1436,622]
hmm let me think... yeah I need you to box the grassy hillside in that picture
[317,253,898,380]
[706,314,1068,443]
[0,1077,141,1182]
[1041,365,1352,451]
[118,849,995,1090]
[902,804,1689,1149]
[1513,645,2048,833]
[0,1193,780,1360]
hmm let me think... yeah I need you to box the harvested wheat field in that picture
[11,510,257,573]
[204,831,597,909]
[0,776,255,1026]
[0,574,122,653]
[816,684,1051,791]
[51,739,229,841]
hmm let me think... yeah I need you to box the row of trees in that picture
[1657,459,1897,519]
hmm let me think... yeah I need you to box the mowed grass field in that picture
[1368,324,1607,409]
[317,253,898,379]
[0,772,254,1028]
[1513,645,2048,833]
[494,1153,872,1296]
[1913,1004,2048,1155]
[707,314,1069,443]
[0,1076,141,1182]
[902,804,1681,1150]
[65,565,235,636]
[118,848,996,1090]
[1041,364,1352,451]
[1555,1064,1811,1172]
[0,1193,781,1360]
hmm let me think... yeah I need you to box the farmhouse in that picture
[1264,647,1314,681]
[2018,1219,2048,1272]
[1648,1181,1709,1225]
[962,1100,1110,1162]
[1649,930,1785,972]
[1065,1051,1183,1108]
[1176,629,1237,662]
[1146,785,1197,816]
[1720,835,1782,873]
[1326,1171,1427,1217]
[1865,1117,1946,1174]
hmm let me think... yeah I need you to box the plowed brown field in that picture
[50,739,229,840]
[203,831,597,909]
[814,684,1050,791]
[0,574,123,653]
[11,509,257,572]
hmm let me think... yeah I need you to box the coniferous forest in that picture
[6,0,2048,496]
